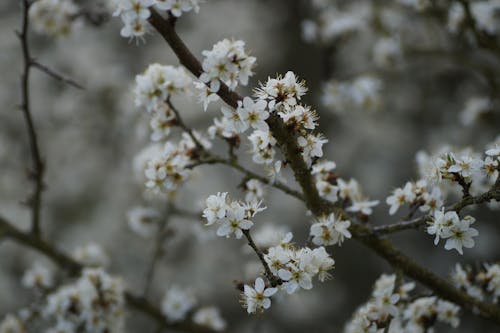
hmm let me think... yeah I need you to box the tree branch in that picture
[147,11,500,324]
[0,216,217,333]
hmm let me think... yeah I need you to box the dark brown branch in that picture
[242,230,281,287]
[18,0,45,237]
[147,12,500,324]
[0,216,217,333]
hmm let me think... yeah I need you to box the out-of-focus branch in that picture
[32,61,84,90]
[147,10,500,324]
[0,216,218,333]
[18,0,45,237]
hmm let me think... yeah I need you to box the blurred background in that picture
[1,0,500,332]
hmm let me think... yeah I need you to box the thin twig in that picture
[32,61,85,90]
[242,229,281,287]
[18,0,44,237]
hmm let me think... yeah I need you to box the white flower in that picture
[192,307,226,331]
[237,97,269,131]
[442,217,479,255]
[202,192,228,225]
[242,277,277,314]
[278,265,313,294]
[386,182,416,215]
[279,104,318,130]
[216,203,253,239]
[459,97,491,126]
[22,263,53,289]
[373,37,402,68]
[72,243,109,268]
[347,199,379,215]
[244,179,265,202]
[427,209,459,245]
[436,300,460,328]
[161,286,196,322]
[298,134,328,166]
[447,154,483,178]
[420,186,443,213]
[310,213,351,246]
[154,0,201,17]
[485,263,500,298]
[127,206,160,238]
[248,129,277,165]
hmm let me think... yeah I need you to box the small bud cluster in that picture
[452,263,500,303]
[322,75,383,114]
[344,274,460,333]
[43,269,125,333]
[29,0,79,37]
[112,0,200,39]
[202,192,265,239]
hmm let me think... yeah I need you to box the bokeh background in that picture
[1,0,500,332]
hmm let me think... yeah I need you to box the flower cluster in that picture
[199,39,256,93]
[427,209,478,255]
[309,213,352,247]
[452,263,500,302]
[43,269,125,333]
[144,134,210,195]
[322,75,383,114]
[29,0,79,37]
[203,192,265,238]
[416,139,500,196]
[112,0,201,39]
[263,238,335,294]
[385,180,443,215]
[372,37,403,69]
[344,274,460,333]
[134,64,192,114]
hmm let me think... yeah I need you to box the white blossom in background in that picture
[192,307,227,331]
[43,269,125,333]
[459,96,492,126]
[301,4,369,43]
[346,199,379,216]
[310,213,351,246]
[248,129,277,165]
[150,103,175,141]
[29,0,79,37]
[451,263,485,300]
[244,179,265,202]
[199,39,256,93]
[134,64,192,113]
[397,0,431,11]
[161,286,197,322]
[21,263,54,290]
[127,206,160,238]
[72,243,109,267]
[154,0,201,17]
[427,209,478,254]
[0,315,25,333]
[252,224,290,249]
[485,263,500,299]
[242,277,277,314]
[447,0,500,35]
[322,75,383,114]
[373,37,403,68]
[386,182,416,215]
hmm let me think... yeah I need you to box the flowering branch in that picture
[146,9,500,324]
[0,215,218,333]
